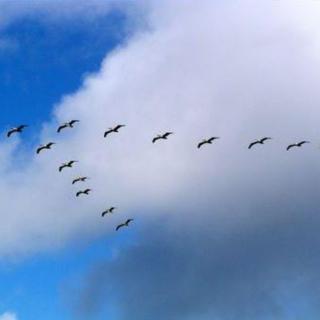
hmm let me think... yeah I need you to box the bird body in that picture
[7,125,28,137]
[76,189,91,197]
[287,141,310,151]
[36,142,56,154]
[102,207,116,217]
[59,160,78,172]
[152,132,173,143]
[197,137,219,149]
[57,120,80,133]
[72,176,88,184]
[116,219,133,231]
[248,137,272,149]
[104,124,125,137]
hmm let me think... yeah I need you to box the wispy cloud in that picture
[0,312,17,320]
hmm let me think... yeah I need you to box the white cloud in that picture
[0,312,17,320]
[0,0,320,257]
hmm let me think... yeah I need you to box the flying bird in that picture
[57,120,80,133]
[286,141,310,151]
[197,137,219,149]
[7,125,28,138]
[102,207,116,217]
[72,176,89,185]
[152,132,173,143]
[59,160,78,172]
[36,142,56,154]
[116,219,133,231]
[104,124,125,138]
[248,137,272,149]
[76,189,91,197]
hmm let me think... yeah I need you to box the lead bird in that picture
[36,142,56,154]
[197,137,219,149]
[104,124,125,138]
[102,207,116,217]
[287,141,310,151]
[152,132,173,143]
[72,176,89,185]
[116,219,133,231]
[76,189,91,197]
[59,160,78,172]
[248,137,272,149]
[57,120,80,133]
[7,125,28,138]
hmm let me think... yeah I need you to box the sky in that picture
[1,0,320,319]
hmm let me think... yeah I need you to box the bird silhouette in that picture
[248,137,272,149]
[7,125,28,138]
[197,137,219,149]
[36,142,56,154]
[59,160,78,172]
[116,219,133,231]
[152,132,173,143]
[76,189,91,197]
[104,124,125,137]
[102,207,116,217]
[286,141,310,151]
[57,120,80,133]
[72,176,89,185]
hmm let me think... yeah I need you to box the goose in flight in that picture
[104,124,125,138]
[57,120,80,133]
[59,160,78,172]
[102,207,116,217]
[76,189,91,197]
[116,219,133,231]
[286,141,310,151]
[72,176,89,185]
[248,137,272,149]
[152,132,173,143]
[36,142,56,154]
[197,137,219,149]
[7,125,28,138]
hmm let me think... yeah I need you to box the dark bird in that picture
[72,176,89,185]
[7,125,28,137]
[57,120,80,133]
[104,124,125,138]
[248,137,272,149]
[102,207,116,217]
[197,137,219,149]
[116,219,133,231]
[36,142,56,154]
[286,141,310,151]
[76,189,91,197]
[152,132,173,143]
[59,160,78,172]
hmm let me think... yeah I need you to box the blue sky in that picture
[1,1,320,320]
[0,6,129,320]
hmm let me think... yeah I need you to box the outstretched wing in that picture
[36,146,44,154]
[261,137,271,143]
[57,124,67,133]
[7,129,16,137]
[286,144,295,151]
[163,132,173,138]
[69,120,80,127]
[152,136,161,143]
[298,141,309,147]
[114,124,125,131]
[116,223,125,231]
[104,129,112,138]
[197,141,206,149]
[248,141,258,149]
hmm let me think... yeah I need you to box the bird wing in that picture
[76,191,82,197]
[57,124,67,133]
[248,141,258,149]
[152,136,161,143]
[197,141,205,148]
[69,120,79,126]
[18,125,27,130]
[36,146,44,154]
[104,130,112,137]
[286,144,295,151]
[116,223,125,231]
[7,129,16,137]
[298,141,309,146]
[114,124,124,131]
[126,219,133,224]
[72,178,79,184]
[261,137,271,143]
[163,132,173,138]
[59,165,66,172]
